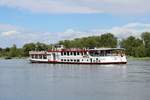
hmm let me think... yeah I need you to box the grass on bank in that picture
[127,56,150,60]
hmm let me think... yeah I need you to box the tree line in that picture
[0,32,150,58]
[0,42,52,58]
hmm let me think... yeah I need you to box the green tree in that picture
[0,48,2,57]
[8,44,18,57]
[99,33,117,48]
[59,40,72,48]
[2,47,10,57]
[0,48,2,52]
[23,42,49,56]
[58,33,117,48]
[35,42,48,51]
[84,36,98,48]
[120,36,145,57]
[141,32,150,57]
[23,43,36,56]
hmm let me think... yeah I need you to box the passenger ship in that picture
[29,45,127,64]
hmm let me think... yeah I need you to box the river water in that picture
[0,59,150,100]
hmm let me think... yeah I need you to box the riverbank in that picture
[0,57,27,60]
[127,56,150,60]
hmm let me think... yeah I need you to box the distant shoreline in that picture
[0,57,27,60]
[127,56,150,60]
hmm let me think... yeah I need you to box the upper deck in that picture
[29,47,126,57]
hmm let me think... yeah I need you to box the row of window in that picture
[89,51,125,57]
[61,52,87,56]
[31,55,47,59]
[61,59,80,62]
[61,59,91,62]
[60,59,100,62]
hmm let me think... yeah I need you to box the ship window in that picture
[74,59,76,62]
[70,52,73,55]
[61,59,63,61]
[48,54,51,56]
[67,52,69,56]
[64,52,66,55]
[61,52,63,56]
[71,59,73,62]
[87,59,88,61]
[35,55,38,59]
[43,55,47,59]
[64,59,66,61]
[31,55,34,58]
[77,59,80,62]
[74,52,76,56]
[39,55,42,59]
[67,59,69,62]
[96,58,98,60]
[77,52,80,55]
[82,59,84,61]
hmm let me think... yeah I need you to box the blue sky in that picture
[0,0,150,47]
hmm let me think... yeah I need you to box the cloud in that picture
[0,23,18,31]
[1,30,19,36]
[0,22,150,47]
[52,23,150,40]
[91,23,150,38]
[0,0,101,14]
[57,23,150,40]
[0,0,150,14]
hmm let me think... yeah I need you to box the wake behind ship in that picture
[29,45,127,64]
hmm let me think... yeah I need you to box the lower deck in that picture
[29,55,127,64]
[29,59,127,64]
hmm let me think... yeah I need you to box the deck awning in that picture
[89,48,125,51]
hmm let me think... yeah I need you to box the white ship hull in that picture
[29,47,127,64]
[29,55,127,64]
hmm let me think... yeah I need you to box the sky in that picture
[0,0,150,48]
